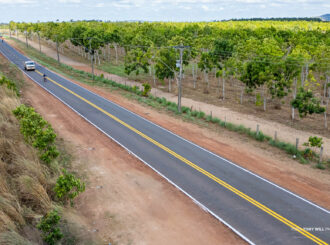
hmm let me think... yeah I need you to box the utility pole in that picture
[37,31,41,53]
[24,30,28,48]
[55,35,60,63]
[89,38,94,80]
[174,44,190,113]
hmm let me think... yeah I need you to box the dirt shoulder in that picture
[21,61,244,244]
[7,36,330,159]
[15,38,330,208]
[7,35,330,159]
[6,37,330,243]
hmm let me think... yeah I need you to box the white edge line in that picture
[28,49,330,215]
[3,41,330,215]
[6,41,329,215]
[0,49,255,245]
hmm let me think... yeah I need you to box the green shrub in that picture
[54,169,85,206]
[196,111,205,119]
[255,93,263,106]
[142,83,151,97]
[211,117,220,124]
[181,106,190,113]
[100,73,104,79]
[37,210,63,245]
[302,148,315,160]
[0,75,20,96]
[132,85,138,93]
[303,136,323,149]
[13,105,59,164]
[316,162,325,170]
[205,115,212,122]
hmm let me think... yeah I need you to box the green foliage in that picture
[54,169,85,206]
[303,136,323,148]
[132,85,138,93]
[291,88,325,117]
[255,93,263,106]
[37,210,63,245]
[142,83,151,97]
[302,148,315,160]
[13,105,59,164]
[155,48,177,81]
[0,75,20,96]
[240,57,273,89]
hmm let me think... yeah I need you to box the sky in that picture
[0,0,329,23]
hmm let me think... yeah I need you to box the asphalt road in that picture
[1,40,329,245]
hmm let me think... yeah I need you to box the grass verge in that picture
[9,37,330,170]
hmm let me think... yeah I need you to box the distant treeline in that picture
[225,17,324,22]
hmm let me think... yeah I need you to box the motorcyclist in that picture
[43,73,47,82]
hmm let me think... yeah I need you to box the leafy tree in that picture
[240,57,273,89]
[291,88,325,117]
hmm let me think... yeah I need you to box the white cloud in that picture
[0,0,35,3]
[96,3,104,7]
[58,0,81,3]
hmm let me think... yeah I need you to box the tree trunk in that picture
[262,85,266,111]
[38,35,41,53]
[222,69,226,100]
[217,71,221,98]
[25,33,28,48]
[301,65,305,87]
[153,66,156,86]
[56,40,60,63]
[325,111,328,129]
[203,70,209,94]
[107,44,111,62]
[240,87,244,104]
[292,77,297,120]
[169,78,172,92]
[192,63,197,89]
[114,44,118,64]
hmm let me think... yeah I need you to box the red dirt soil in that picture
[65,73,330,210]
[21,65,245,244]
[8,47,330,243]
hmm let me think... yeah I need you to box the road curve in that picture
[1,40,329,245]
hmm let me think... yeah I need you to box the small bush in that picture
[37,209,63,245]
[303,136,323,148]
[0,75,20,96]
[142,83,151,97]
[316,162,325,170]
[196,111,205,119]
[205,115,212,122]
[302,148,315,160]
[132,85,138,93]
[211,117,220,124]
[54,169,85,206]
[181,106,190,113]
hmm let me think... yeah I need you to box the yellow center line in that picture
[35,69,328,245]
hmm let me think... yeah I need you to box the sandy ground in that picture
[20,61,244,244]
[18,50,330,243]
[11,41,329,243]
[9,35,330,159]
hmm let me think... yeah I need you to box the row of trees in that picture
[8,20,330,125]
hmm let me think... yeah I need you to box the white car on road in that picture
[24,61,36,71]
